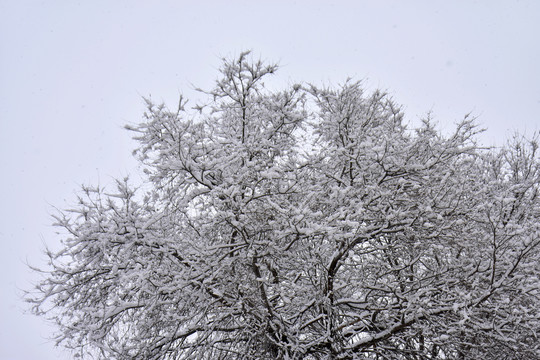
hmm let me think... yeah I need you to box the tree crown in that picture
[28,52,540,360]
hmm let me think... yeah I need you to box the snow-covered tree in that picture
[28,52,540,359]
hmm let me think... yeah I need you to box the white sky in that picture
[1,1,539,359]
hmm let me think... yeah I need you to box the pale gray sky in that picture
[1,1,539,359]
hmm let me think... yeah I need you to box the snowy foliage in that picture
[28,52,540,359]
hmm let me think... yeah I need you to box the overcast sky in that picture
[1,1,539,359]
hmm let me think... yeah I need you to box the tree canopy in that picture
[29,52,540,359]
